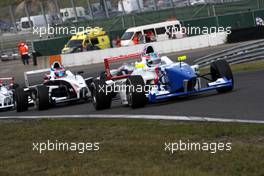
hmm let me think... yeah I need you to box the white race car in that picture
[15,62,93,112]
[0,77,18,110]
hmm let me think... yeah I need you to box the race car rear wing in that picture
[0,77,14,85]
[0,77,14,81]
[104,53,141,80]
[24,68,50,87]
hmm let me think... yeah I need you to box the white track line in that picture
[0,114,264,124]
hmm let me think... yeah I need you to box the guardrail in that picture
[0,31,48,61]
[194,39,264,67]
[0,47,33,62]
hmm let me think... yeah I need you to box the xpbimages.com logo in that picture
[32,140,100,154]
[32,24,232,38]
[98,84,166,95]
[164,140,232,154]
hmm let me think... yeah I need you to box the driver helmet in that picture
[54,68,66,78]
[146,52,161,66]
[0,80,3,87]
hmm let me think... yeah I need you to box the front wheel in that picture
[35,85,50,110]
[15,88,28,112]
[126,75,147,109]
[210,59,234,93]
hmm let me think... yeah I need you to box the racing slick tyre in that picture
[15,88,28,112]
[210,59,234,93]
[36,85,50,110]
[91,80,112,110]
[126,75,147,109]
[99,71,117,98]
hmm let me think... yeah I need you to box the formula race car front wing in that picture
[148,78,233,103]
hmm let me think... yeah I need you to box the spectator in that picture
[145,31,151,43]
[116,36,121,47]
[149,31,156,42]
[166,30,172,39]
[133,34,139,45]
[112,38,117,48]
[145,31,155,43]
[18,42,29,65]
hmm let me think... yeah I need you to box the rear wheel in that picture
[15,88,28,112]
[126,75,147,109]
[36,85,50,110]
[210,60,234,93]
[100,71,107,81]
[91,80,112,110]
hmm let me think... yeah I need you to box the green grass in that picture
[200,60,264,74]
[0,119,264,175]
[230,60,264,72]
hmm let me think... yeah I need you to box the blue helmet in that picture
[146,52,161,66]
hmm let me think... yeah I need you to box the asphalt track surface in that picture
[0,43,263,120]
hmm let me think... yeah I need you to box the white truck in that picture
[118,0,144,13]
[20,14,60,31]
[60,7,88,22]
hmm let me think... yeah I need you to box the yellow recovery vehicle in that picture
[62,27,111,54]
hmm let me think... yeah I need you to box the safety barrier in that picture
[61,32,227,67]
[193,39,264,67]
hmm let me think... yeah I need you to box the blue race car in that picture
[91,45,234,110]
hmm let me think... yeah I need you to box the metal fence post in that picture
[121,16,125,29]
[9,5,18,33]
[169,0,176,17]
[40,1,48,29]
[212,5,216,16]
[153,0,158,10]
[120,0,126,15]
[187,0,191,6]
[136,0,142,12]
[54,0,63,24]
[132,15,136,26]
[86,0,94,19]
[216,16,219,27]
[70,0,78,22]
[103,0,110,18]
[119,0,126,15]
[169,0,174,8]
[252,11,256,26]
[24,2,33,31]
[207,4,210,17]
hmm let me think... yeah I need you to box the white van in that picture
[20,14,60,31]
[120,20,185,46]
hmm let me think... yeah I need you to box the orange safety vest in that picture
[19,45,29,55]
[133,37,139,45]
